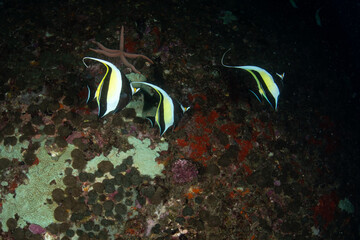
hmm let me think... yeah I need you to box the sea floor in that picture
[0,0,359,239]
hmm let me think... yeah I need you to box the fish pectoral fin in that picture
[276,72,285,80]
[276,72,285,86]
[146,117,155,127]
[249,89,276,110]
[86,85,91,104]
[263,94,275,110]
[249,90,262,102]
[86,85,96,104]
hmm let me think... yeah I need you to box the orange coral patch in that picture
[185,193,194,199]
[32,157,40,166]
[176,139,188,147]
[220,123,240,137]
[192,188,203,194]
[207,110,219,124]
[9,181,18,193]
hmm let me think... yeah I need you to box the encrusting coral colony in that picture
[0,1,358,240]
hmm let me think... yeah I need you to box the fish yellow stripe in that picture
[162,93,174,131]
[82,57,123,117]
[95,63,109,109]
[153,88,162,127]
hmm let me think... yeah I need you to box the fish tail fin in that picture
[276,72,285,87]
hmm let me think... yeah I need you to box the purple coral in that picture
[171,159,198,184]
[29,224,46,234]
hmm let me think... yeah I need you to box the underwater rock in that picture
[92,204,103,216]
[52,188,65,203]
[218,145,238,167]
[140,186,155,198]
[23,151,37,165]
[12,228,25,239]
[57,124,72,137]
[103,179,116,193]
[92,182,104,193]
[2,123,15,135]
[54,206,69,222]
[64,167,73,176]
[87,190,98,204]
[63,175,77,187]
[207,215,221,227]
[63,196,76,210]
[115,203,127,215]
[21,122,36,137]
[45,138,66,158]
[28,141,40,152]
[205,163,220,175]
[0,158,11,171]
[112,114,124,126]
[83,221,94,231]
[182,206,194,216]
[71,149,87,170]
[6,218,17,231]
[65,186,81,197]
[78,172,88,182]
[4,136,17,146]
[55,136,68,148]
[103,200,114,211]
[66,229,75,237]
[115,189,124,202]
[97,160,114,173]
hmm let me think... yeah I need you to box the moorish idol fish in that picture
[221,49,281,110]
[133,82,190,136]
[82,57,139,118]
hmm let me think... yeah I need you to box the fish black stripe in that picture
[172,100,184,128]
[115,71,131,112]
[252,71,276,107]
[158,91,166,135]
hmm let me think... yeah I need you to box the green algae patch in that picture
[0,140,75,232]
[126,72,147,83]
[338,198,354,214]
[85,136,168,178]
